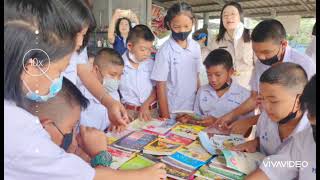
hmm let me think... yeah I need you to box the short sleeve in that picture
[150,47,170,81]
[259,138,298,180]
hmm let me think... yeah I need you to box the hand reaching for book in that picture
[228,138,259,153]
[136,163,167,180]
[176,114,194,123]
[139,104,152,121]
[228,119,252,135]
[108,123,127,133]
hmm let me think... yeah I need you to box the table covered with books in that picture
[105,118,265,180]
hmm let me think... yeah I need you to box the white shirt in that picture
[250,46,316,92]
[305,35,316,65]
[79,85,120,131]
[63,47,88,85]
[119,51,155,106]
[259,127,316,180]
[194,81,252,119]
[256,111,310,156]
[151,37,201,115]
[4,100,94,180]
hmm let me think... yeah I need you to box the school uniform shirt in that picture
[79,85,120,131]
[255,111,310,156]
[259,127,316,180]
[4,100,94,180]
[119,51,155,106]
[199,46,210,85]
[151,37,201,115]
[305,35,316,65]
[194,81,252,119]
[63,47,88,85]
[250,46,316,92]
[208,32,256,90]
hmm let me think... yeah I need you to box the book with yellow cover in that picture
[170,124,205,140]
[143,138,183,156]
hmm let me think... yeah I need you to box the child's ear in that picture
[127,42,133,51]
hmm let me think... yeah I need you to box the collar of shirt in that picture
[290,112,311,136]
[168,36,194,53]
[202,79,237,99]
[123,51,151,70]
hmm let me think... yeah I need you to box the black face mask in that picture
[172,30,191,41]
[216,81,231,91]
[278,95,298,125]
[53,123,73,151]
[311,124,316,144]
[259,46,282,66]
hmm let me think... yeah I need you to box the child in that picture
[245,75,316,180]
[79,48,124,132]
[23,78,167,179]
[151,2,201,118]
[119,24,158,121]
[230,63,310,157]
[176,49,252,127]
[216,19,316,132]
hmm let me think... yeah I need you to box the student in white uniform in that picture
[230,63,309,157]
[151,2,201,118]
[216,19,316,133]
[119,25,159,121]
[305,22,316,65]
[4,1,166,179]
[208,1,256,90]
[246,75,316,180]
[176,49,252,127]
[80,48,123,132]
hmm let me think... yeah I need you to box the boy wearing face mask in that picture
[119,25,158,121]
[245,75,316,180]
[216,19,316,134]
[230,63,310,157]
[79,48,124,132]
[176,49,252,127]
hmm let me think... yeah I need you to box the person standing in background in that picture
[305,22,316,65]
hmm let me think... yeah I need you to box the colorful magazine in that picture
[194,165,227,180]
[119,154,156,170]
[170,124,205,140]
[164,162,194,180]
[106,147,136,169]
[143,138,182,156]
[112,131,157,152]
[127,119,146,131]
[179,140,212,162]
[105,129,133,145]
[165,132,194,146]
[142,118,177,136]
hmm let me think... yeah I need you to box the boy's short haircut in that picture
[93,47,124,69]
[25,77,89,123]
[203,48,233,70]
[251,19,287,43]
[259,62,308,94]
[300,75,316,117]
[127,24,155,44]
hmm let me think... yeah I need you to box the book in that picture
[112,131,157,152]
[221,150,265,175]
[165,132,194,146]
[106,147,136,169]
[164,162,194,180]
[105,129,133,145]
[172,110,202,120]
[170,124,205,140]
[208,163,245,180]
[119,154,156,170]
[198,132,245,155]
[194,165,228,180]
[127,119,146,131]
[161,155,195,172]
[142,118,177,136]
[179,140,212,162]
[143,138,182,156]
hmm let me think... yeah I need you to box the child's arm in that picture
[228,114,260,135]
[156,81,170,119]
[139,88,157,121]
[77,64,129,126]
[244,168,269,180]
[229,137,259,153]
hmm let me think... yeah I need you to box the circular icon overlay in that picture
[22,48,51,77]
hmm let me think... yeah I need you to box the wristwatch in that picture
[90,150,113,168]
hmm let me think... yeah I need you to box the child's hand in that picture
[139,104,152,121]
[194,116,217,126]
[228,119,252,135]
[176,114,193,123]
[108,124,127,133]
[138,163,167,180]
[228,139,258,153]
[79,126,108,158]
[107,100,130,127]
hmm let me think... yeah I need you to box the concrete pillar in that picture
[203,12,210,27]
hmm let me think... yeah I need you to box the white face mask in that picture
[103,78,120,93]
[128,51,140,64]
[233,22,244,41]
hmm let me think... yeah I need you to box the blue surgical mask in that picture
[103,78,120,93]
[23,73,64,102]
